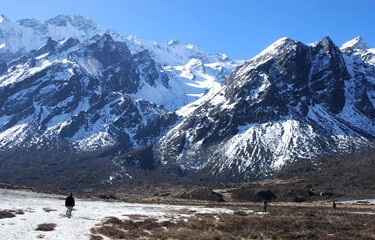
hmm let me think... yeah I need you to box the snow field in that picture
[0,189,240,240]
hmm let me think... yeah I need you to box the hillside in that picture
[0,14,374,188]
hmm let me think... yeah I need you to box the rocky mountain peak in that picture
[341,36,369,50]
[17,18,43,28]
[320,36,334,44]
[247,37,300,69]
[1,13,374,185]
[153,36,375,181]
[319,36,335,51]
[168,39,180,47]
[46,14,97,29]
[254,37,295,57]
[0,14,10,23]
[37,37,58,54]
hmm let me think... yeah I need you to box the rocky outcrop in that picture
[153,37,375,181]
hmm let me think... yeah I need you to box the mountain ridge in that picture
[151,36,375,181]
[0,14,238,111]
[0,14,374,187]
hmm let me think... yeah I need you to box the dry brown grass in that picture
[91,225,128,239]
[7,209,25,215]
[91,206,375,240]
[126,214,148,220]
[103,216,123,225]
[232,210,248,216]
[35,223,57,231]
[89,235,103,240]
[0,210,16,219]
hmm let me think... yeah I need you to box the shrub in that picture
[35,223,57,231]
[0,210,16,219]
[89,235,103,240]
[91,225,127,239]
[103,216,122,225]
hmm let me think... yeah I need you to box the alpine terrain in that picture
[0,14,237,187]
[153,36,375,181]
[0,14,374,188]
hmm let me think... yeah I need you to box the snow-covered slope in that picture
[341,36,369,50]
[153,36,375,180]
[0,14,104,62]
[0,188,236,240]
[0,14,238,154]
[1,13,374,183]
[115,34,239,111]
[0,14,239,112]
[0,34,178,152]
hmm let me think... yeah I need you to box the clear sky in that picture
[1,0,375,60]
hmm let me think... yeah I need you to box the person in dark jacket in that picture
[263,200,268,213]
[65,193,75,218]
[332,200,337,210]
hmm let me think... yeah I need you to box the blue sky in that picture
[1,0,375,60]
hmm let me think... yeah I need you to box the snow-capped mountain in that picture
[1,13,374,184]
[0,14,238,111]
[0,34,178,152]
[0,14,237,153]
[0,14,105,62]
[153,36,375,181]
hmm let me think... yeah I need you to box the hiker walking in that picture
[332,200,336,210]
[65,193,75,218]
[263,200,268,213]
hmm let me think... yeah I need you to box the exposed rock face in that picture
[1,14,374,186]
[0,14,238,112]
[153,37,375,181]
[0,34,177,153]
[0,14,240,187]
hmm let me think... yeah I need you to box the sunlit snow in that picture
[0,188,239,240]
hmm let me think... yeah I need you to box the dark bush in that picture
[0,210,16,219]
[35,223,57,231]
[256,190,276,201]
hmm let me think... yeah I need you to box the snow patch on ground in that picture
[0,188,240,240]
[339,199,375,205]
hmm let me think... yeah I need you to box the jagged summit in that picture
[341,36,369,50]
[153,36,375,180]
[0,14,238,154]
[168,39,180,46]
[251,37,296,59]
[0,14,10,23]
[0,15,238,105]
[0,14,374,184]
[320,36,335,47]
[0,14,106,62]
[47,14,98,29]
